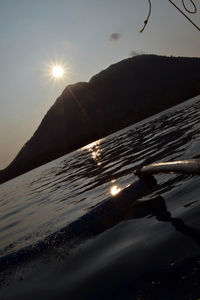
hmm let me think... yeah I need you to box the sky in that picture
[0,0,200,169]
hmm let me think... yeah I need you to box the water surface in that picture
[1,95,200,299]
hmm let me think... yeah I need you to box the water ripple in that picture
[1,96,200,256]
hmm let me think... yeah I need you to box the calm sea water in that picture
[1,95,200,299]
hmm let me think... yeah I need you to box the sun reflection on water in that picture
[82,140,102,165]
[110,185,121,196]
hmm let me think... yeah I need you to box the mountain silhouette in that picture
[1,54,200,184]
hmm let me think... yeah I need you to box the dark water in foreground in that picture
[1,95,200,299]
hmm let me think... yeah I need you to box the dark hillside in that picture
[1,54,200,184]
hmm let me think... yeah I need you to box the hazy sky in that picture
[0,0,200,169]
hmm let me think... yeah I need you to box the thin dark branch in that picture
[140,0,152,33]
[140,0,200,33]
[168,0,200,32]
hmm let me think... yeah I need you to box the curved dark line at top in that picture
[135,159,200,177]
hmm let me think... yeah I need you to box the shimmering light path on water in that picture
[1,95,200,258]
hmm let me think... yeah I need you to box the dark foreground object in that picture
[1,160,200,299]
[2,159,200,271]
[0,176,156,271]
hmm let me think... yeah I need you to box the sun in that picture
[45,59,70,83]
[51,65,64,79]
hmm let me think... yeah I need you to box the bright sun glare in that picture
[46,61,69,82]
[51,65,64,79]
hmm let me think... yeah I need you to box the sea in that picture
[1,95,200,299]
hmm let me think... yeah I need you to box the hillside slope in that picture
[1,54,200,183]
